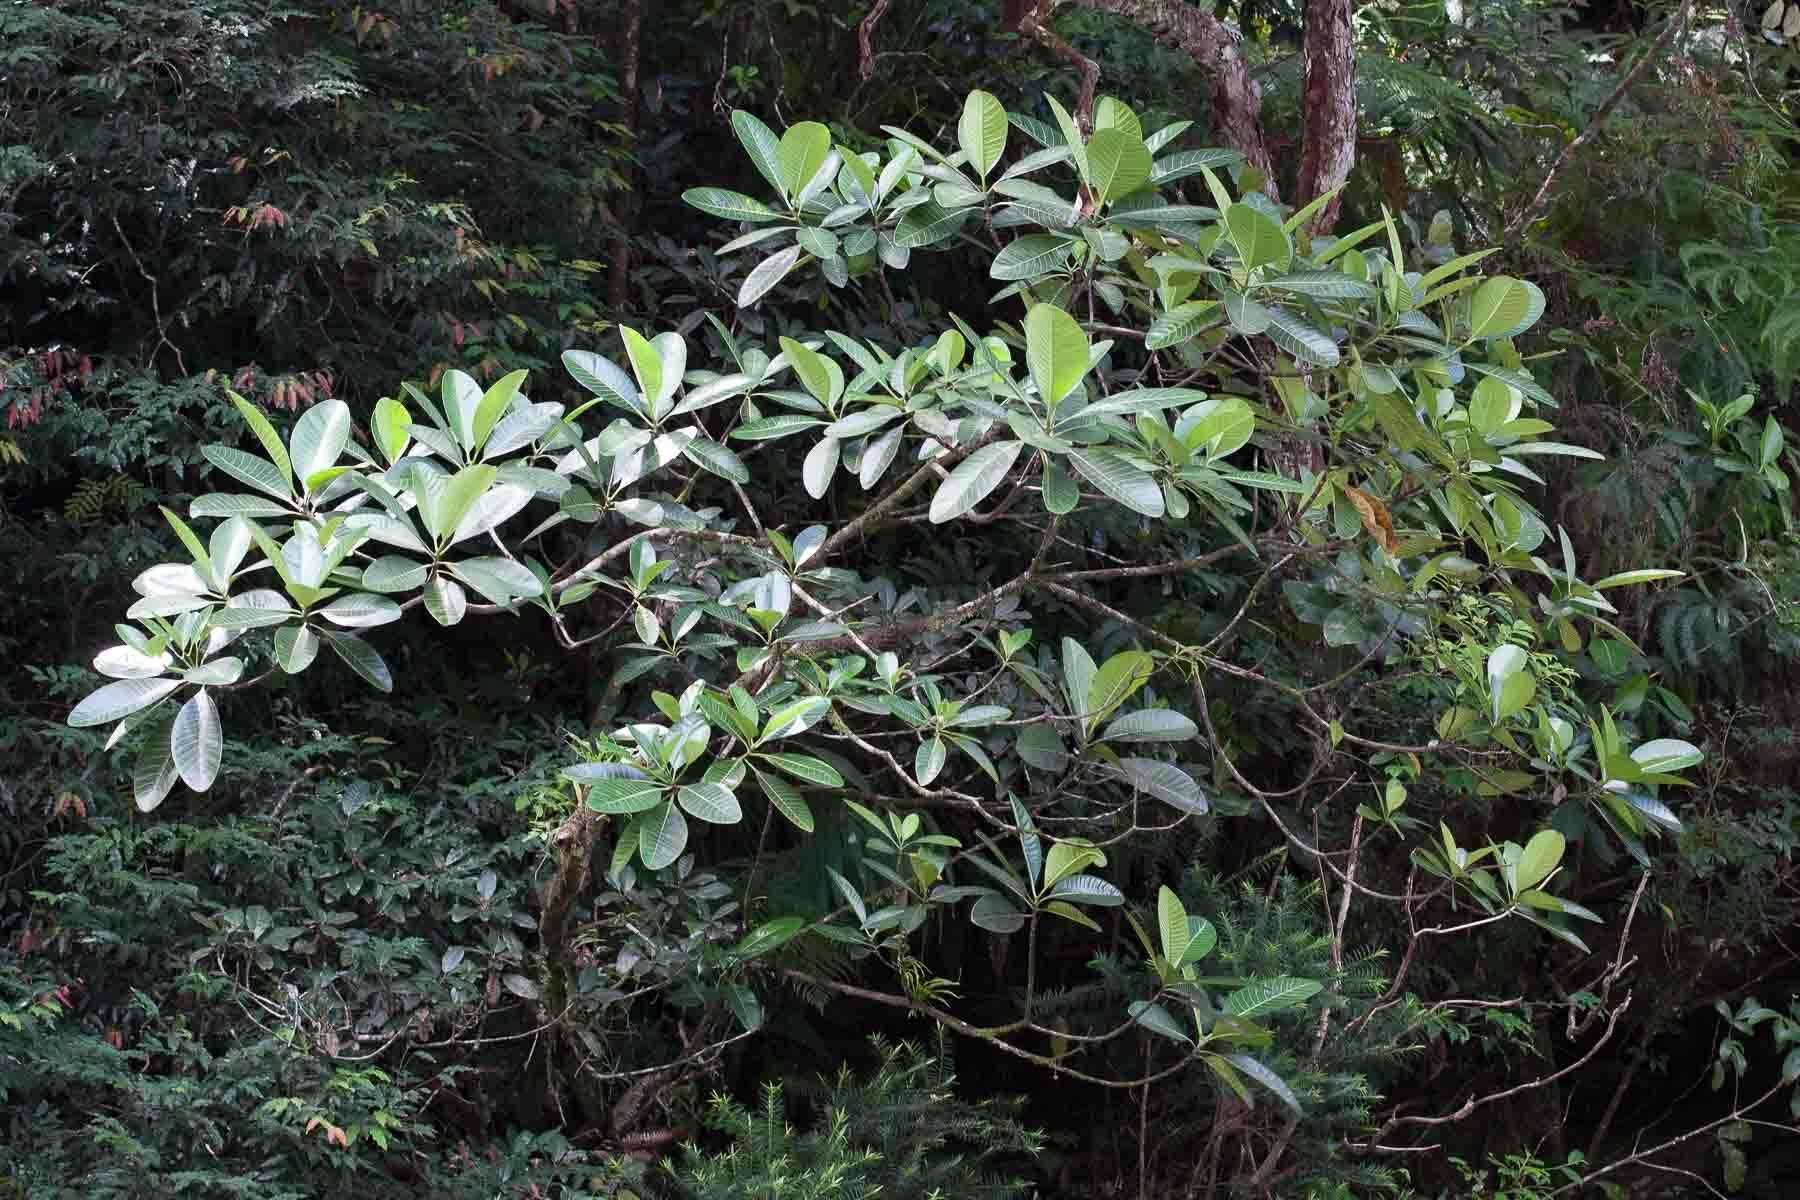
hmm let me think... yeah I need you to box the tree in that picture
[61,82,1753,1192]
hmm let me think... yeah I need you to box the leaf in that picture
[1486,643,1529,722]
[1146,301,1222,350]
[317,593,403,629]
[990,234,1073,281]
[1101,709,1198,743]
[289,399,351,484]
[451,557,543,604]
[777,121,833,204]
[760,752,844,787]
[1592,568,1685,590]
[69,677,183,728]
[753,767,815,832]
[1086,127,1152,204]
[1264,307,1340,367]
[1026,303,1089,407]
[733,917,807,960]
[1468,277,1535,339]
[678,782,743,824]
[573,776,666,813]
[1086,651,1155,729]
[638,801,689,870]
[1041,457,1078,513]
[1631,738,1703,774]
[958,89,1008,180]
[803,437,840,499]
[1263,271,1378,300]
[969,892,1027,934]
[930,440,1024,523]
[916,736,947,785]
[1222,977,1323,1018]
[731,110,786,196]
[1158,885,1191,963]
[1342,485,1399,554]
[1128,1000,1193,1044]
[1225,204,1291,272]
[94,645,171,680]
[202,446,294,502]
[1067,448,1164,517]
[1223,1054,1304,1115]
[273,625,319,674]
[227,391,295,491]
[1513,829,1565,893]
[894,199,970,249]
[320,631,393,692]
[1180,916,1218,967]
[133,711,179,812]
[683,187,782,222]
[682,436,751,483]
[423,575,468,627]
[1115,758,1209,814]
[183,657,245,686]
[738,244,806,308]
[1047,874,1123,906]
[503,974,540,1000]
[170,689,223,792]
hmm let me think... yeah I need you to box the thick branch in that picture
[1295,0,1355,233]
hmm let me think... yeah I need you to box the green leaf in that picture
[227,391,294,492]
[731,110,786,197]
[1468,277,1536,339]
[183,657,245,686]
[572,775,665,813]
[930,440,1025,523]
[69,677,183,728]
[682,436,751,483]
[1179,916,1217,967]
[1222,977,1323,1018]
[760,752,844,787]
[289,399,351,485]
[776,121,832,204]
[1086,127,1151,204]
[1047,874,1124,905]
[738,244,807,308]
[1115,758,1208,814]
[1264,308,1340,367]
[1158,885,1191,964]
[1086,650,1155,730]
[1041,457,1078,513]
[1101,709,1198,743]
[733,917,807,960]
[202,446,294,503]
[361,556,430,594]
[317,593,403,628]
[638,802,689,870]
[1067,448,1164,517]
[683,187,782,222]
[1513,829,1565,893]
[133,711,179,813]
[894,200,970,249]
[371,396,411,465]
[320,631,393,692]
[1026,303,1089,407]
[753,767,815,832]
[803,437,840,499]
[1225,204,1292,272]
[916,736,948,785]
[473,369,527,453]
[990,234,1073,281]
[1592,568,1685,590]
[273,625,319,674]
[958,89,1008,180]
[1631,737,1703,774]
[1129,1000,1193,1044]
[678,782,743,824]
[1146,301,1222,350]
[170,689,223,792]
[1222,1054,1304,1115]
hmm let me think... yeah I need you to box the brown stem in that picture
[1020,2,1100,133]
[607,0,644,310]
[857,0,893,81]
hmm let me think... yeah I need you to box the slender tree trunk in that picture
[607,0,643,311]
[1295,0,1355,232]
[1071,0,1279,197]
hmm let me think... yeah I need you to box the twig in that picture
[1504,0,1694,243]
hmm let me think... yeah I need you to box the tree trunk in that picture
[1071,0,1278,197]
[607,0,643,311]
[1295,0,1356,233]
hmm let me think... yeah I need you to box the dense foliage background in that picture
[4,1,1799,1197]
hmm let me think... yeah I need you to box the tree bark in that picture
[607,0,643,311]
[1295,0,1356,233]
[1070,0,1279,197]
